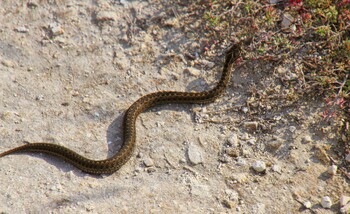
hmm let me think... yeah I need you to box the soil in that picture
[0,1,349,213]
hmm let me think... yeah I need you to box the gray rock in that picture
[281,13,294,29]
[187,143,204,165]
[321,196,332,208]
[252,160,266,172]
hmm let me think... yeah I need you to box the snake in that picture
[0,43,241,174]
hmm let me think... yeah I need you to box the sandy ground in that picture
[0,1,349,213]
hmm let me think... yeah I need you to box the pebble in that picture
[96,11,117,22]
[289,126,296,133]
[163,17,179,27]
[35,95,44,101]
[244,121,259,132]
[236,157,247,166]
[225,189,239,201]
[345,153,350,162]
[340,195,350,207]
[187,143,204,165]
[143,157,154,167]
[49,23,64,36]
[341,203,350,213]
[327,165,337,175]
[281,13,294,29]
[242,107,249,113]
[227,133,239,147]
[146,167,156,173]
[226,148,240,158]
[184,67,201,76]
[321,196,332,208]
[241,133,250,140]
[222,199,234,209]
[252,160,266,173]
[303,135,312,144]
[230,173,248,184]
[303,201,312,209]
[266,139,282,151]
[201,59,215,68]
[27,1,38,8]
[15,26,29,33]
[272,164,281,173]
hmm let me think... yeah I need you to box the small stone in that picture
[241,133,250,140]
[272,164,281,173]
[143,158,154,167]
[242,107,249,113]
[146,167,156,173]
[27,1,38,8]
[136,152,143,158]
[340,195,350,207]
[289,126,296,133]
[96,11,117,22]
[50,24,64,36]
[226,148,240,158]
[163,17,179,27]
[187,143,204,165]
[15,26,29,33]
[244,121,259,132]
[327,165,337,175]
[269,0,281,3]
[230,173,248,184]
[303,135,312,143]
[290,24,296,33]
[236,157,247,166]
[201,59,215,68]
[225,189,239,201]
[345,153,350,162]
[266,139,282,152]
[222,199,234,209]
[277,67,286,75]
[252,160,266,173]
[35,95,44,101]
[227,133,239,147]
[303,201,312,209]
[281,13,294,29]
[321,196,332,209]
[184,67,201,76]
[341,203,350,214]
[247,138,256,145]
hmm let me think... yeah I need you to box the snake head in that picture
[225,43,242,64]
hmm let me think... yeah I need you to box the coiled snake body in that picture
[0,44,241,174]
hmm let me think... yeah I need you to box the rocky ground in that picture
[0,0,349,213]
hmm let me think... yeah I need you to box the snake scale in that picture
[0,43,241,174]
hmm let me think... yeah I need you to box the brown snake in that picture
[0,44,241,174]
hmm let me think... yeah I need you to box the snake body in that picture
[0,44,241,174]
